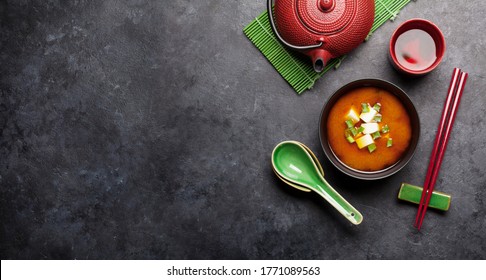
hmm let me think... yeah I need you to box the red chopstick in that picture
[414,68,460,228]
[416,71,468,229]
[414,68,468,230]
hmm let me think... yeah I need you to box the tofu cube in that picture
[356,134,374,149]
[361,123,380,134]
[346,108,360,124]
[360,107,377,123]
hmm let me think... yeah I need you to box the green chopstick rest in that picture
[398,183,451,211]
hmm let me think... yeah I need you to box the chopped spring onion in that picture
[368,143,377,153]
[387,138,393,147]
[344,129,352,138]
[346,136,355,143]
[381,124,390,134]
[344,129,354,138]
[361,103,370,113]
[357,126,365,133]
[345,119,354,128]
[373,103,381,112]
[372,131,381,140]
[373,113,382,123]
[345,127,359,137]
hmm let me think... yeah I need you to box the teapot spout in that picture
[309,49,333,72]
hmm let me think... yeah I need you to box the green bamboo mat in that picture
[244,0,412,94]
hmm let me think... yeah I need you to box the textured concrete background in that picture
[0,0,485,259]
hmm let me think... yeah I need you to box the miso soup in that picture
[327,87,412,171]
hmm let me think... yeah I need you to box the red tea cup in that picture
[389,19,446,76]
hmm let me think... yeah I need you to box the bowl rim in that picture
[318,78,420,180]
[389,18,446,76]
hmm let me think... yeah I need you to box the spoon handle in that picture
[312,179,363,225]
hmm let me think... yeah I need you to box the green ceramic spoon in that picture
[271,141,363,225]
[272,142,324,193]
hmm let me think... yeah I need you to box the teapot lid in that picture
[297,0,358,35]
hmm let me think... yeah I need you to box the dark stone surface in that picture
[1,0,485,259]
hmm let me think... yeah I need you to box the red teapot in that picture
[268,0,375,72]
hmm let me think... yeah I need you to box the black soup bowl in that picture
[319,79,420,180]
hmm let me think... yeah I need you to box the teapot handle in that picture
[267,0,323,50]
